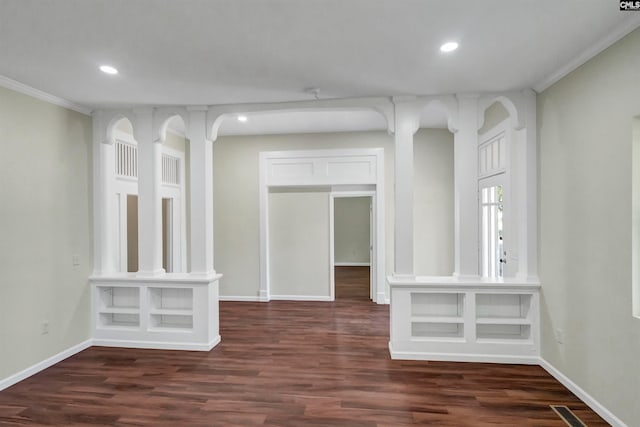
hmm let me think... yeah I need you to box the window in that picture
[480,178,505,278]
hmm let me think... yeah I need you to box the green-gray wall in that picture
[538,28,640,426]
[0,86,93,380]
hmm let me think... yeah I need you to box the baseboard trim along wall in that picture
[334,262,371,267]
[388,343,539,365]
[0,339,93,392]
[219,295,262,302]
[270,295,333,301]
[92,337,221,352]
[538,358,628,427]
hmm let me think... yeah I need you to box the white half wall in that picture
[269,190,330,298]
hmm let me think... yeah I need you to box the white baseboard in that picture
[539,358,628,427]
[0,339,93,392]
[219,295,261,302]
[270,295,332,301]
[334,262,370,267]
[388,343,539,365]
[377,291,388,305]
[92,336,221,352]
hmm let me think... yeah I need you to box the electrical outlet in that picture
[554,328,564,344]
[41,321,49,335]
[72,254,80,266]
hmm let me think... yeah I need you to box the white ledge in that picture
[89,272,223,285]
[387,275,540,289]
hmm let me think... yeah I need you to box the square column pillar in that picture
[187,107,215,275]
[135,108,164,276]
[453,95,480,278]
[92,111,116,275]
[515,90,538,281]
[393,99,420,277]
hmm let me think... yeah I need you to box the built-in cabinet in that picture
[389,278,539,364]
[91,274,221,351]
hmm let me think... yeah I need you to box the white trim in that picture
[388,343,538,365]
[270,295,333,301]
[334,262,371,267]
[259,148,385,303]
[0,339,93,392]
[539,358,629,427]
[219,295,262,302]
[330,190,376,303]
[533,14,640,93]
[0,74,92,115]
[92,336,220,352]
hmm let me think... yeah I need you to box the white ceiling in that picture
[1,1,639,135]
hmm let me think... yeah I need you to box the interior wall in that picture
[269,190,330,297]
[213,129,454,298]
[538,27,640,426]
[334,197,370,264]
[0,86,93,381]
[413,128,455,276]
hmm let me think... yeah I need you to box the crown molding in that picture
[534,14,640,93]
[0,75,92,115]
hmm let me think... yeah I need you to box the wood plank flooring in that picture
[0,266,607,426]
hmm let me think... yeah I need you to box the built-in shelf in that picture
[476,317,530,325]
[98,286,140,310]
[477,324,531,342]
[149,314,193,331]
[99,312,140,329]
[90,274,221,351]
[96,286,141,329]
[389,279,540,363]
[411,316,463,324]
[411,322,464,340]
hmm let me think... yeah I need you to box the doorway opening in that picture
[330,193,374,301]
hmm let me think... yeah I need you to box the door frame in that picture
[259,148,386,303]
[329,192,375,301]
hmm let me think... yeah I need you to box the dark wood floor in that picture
[0,266,607,426]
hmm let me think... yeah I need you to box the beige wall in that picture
[213,129,454,298]
[413,129,454,276]
[269,190,330,297]
[538,28,640,426]
[334,197,371,264]
[0,86,93,380]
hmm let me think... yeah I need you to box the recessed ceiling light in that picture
[440,42,459,53]
[99,65,118,75]
[237,115,248,122]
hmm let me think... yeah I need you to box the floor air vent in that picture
[550,405,587,427]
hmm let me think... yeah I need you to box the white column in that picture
[515,90,538,281]
[393,99,420,277]
[453,95,480,278]
[92,111,116,275]
[187,107,215,275]
[135,108,164,276]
